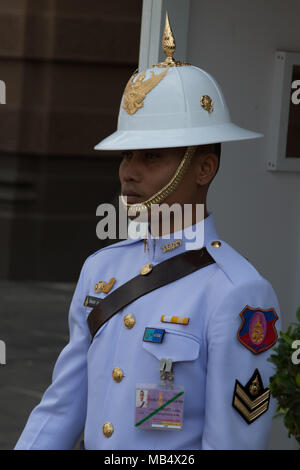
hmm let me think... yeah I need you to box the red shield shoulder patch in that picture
[237,306,278,354]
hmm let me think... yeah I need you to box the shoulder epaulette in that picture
[206,238,262,286]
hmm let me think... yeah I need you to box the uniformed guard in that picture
[15,13,281,450]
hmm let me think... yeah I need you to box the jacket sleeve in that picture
[201,277,281,450]
[14,259,91,450]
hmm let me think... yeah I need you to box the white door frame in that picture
[138,0,191,71]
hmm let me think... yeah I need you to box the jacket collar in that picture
[142,212,219,263]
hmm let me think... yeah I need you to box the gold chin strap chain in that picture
[121,145,197,213]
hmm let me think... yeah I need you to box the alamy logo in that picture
[291,340,300,365]
[0,340,6,364]
[291,80,300,105]
[0,80,6,104]
[95,198,205,248]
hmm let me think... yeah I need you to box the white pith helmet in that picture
[94,13,262,152]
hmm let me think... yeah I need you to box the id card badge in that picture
[134,383,184,431]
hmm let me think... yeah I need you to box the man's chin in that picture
[127,206,150,224]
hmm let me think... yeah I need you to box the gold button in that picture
[211,240,221,248]
[140,263,153,275]
[112,367,124,383]
[102,422,114,438]
[124,314,135,329]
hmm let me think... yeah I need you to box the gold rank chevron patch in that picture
[232,369,270,424]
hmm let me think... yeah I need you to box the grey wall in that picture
[187,0,300,450]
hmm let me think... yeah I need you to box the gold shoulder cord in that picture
[121,146,197,212]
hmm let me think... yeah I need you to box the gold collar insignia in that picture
[94,278,116,294]
[161,240,182,253]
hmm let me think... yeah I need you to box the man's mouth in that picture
[122,191,144,204]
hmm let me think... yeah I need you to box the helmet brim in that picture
[94,123,263,151]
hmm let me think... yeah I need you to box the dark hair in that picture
[213,142,221,160]
[213,142,221,174]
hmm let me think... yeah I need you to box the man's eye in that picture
[122,151,132,159]
[145,152,159,159]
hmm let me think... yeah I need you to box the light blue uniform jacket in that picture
[15,214,281,450]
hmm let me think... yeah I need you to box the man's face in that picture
[140,390,144,400]
[119,147,186,205]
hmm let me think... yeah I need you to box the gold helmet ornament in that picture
[94,13,262,211]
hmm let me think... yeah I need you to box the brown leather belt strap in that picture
[87,247,215,339]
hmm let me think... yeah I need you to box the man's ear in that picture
[195,152,219,186]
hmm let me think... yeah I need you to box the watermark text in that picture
[0,340,6,365]
[0,80,6,104]
[291,339,300,365]
[96,198,205,248]
[291,80,300,105]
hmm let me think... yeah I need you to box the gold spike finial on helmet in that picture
[162,12,176,65]
[152,12,191,68]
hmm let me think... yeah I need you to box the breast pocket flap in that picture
[142,329,200,362]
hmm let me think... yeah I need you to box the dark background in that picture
[0,0,143,282]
